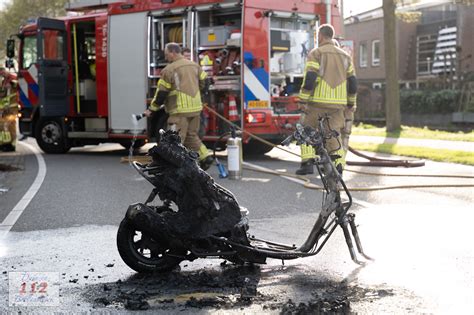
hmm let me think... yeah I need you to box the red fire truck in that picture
[7,0,342,154]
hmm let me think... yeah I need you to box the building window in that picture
[372,40,380,66]
[372,82,382,89]
[359,42,368,68]
[416,34,437,76]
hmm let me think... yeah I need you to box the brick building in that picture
[344,0,474,120]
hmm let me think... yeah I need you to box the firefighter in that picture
[341,103,355,162]
[0,67,18,152]
[296,24,357,175]
[183,47,209,140]
[143,43,213,170]
[182,47,192,60]
[333,38,357,164]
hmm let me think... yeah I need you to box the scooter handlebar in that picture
[281,123,306,146]
[285,118,337,147]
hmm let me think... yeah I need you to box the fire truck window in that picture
[42,30,64,60]
[22,36,37,69]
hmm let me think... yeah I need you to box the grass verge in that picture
[352,124,474,142]
[350,142,474,166]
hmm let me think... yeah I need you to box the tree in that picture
[383,0,401,131]
[0,0,68,58]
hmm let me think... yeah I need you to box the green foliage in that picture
[0,0,68,58]
[400,89,460,114]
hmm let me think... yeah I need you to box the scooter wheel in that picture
[116,219,181,273]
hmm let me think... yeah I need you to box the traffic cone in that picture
[228,94,239,122]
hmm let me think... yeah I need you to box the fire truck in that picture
[6,0,342,154]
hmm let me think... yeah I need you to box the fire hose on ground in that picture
[202,104,474,191]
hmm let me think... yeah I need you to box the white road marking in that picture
[243,161,375,208]
[0,141,46,238]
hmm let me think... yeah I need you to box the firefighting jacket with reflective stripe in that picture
[150,56,208,115]
[299,41,356,106]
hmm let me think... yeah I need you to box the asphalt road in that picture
[1,138,473,313]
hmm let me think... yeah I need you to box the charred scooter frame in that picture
[117,117,371,273]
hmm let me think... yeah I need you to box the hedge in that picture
[400,89,459,114]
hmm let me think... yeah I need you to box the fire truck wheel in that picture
[243,141,274,156]
[35,118,70,154]
[117,219,182,273]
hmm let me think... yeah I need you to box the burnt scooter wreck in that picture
[117,117,371,273]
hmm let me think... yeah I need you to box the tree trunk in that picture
[383,0,401,131]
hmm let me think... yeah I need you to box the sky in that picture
[343,0,383,17]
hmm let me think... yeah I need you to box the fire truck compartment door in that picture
[108,12,147,132]
[36,17,68,117]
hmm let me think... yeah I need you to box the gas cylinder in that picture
[227,130,242,180]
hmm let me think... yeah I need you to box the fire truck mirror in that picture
[6,39,15,59]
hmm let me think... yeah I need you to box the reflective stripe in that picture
[299,92,310,100]
[199,71,207,80]
[149,102,160,111]
[0,93,16,108]
[168,91,203,115]
[310,79,348,105]
[341,148,348,165]
[348,95,357,106]
[347,63,354,75]
[299,68,316,99]
[243,63,270,102]
[0,131,12,144]
[178,93,183,110]
[306,61,320,71]
[334,82,346,100]
[334,148,346,168]
[320,78,326,98]
[198,143,210,160]
[158,79,172,90]
[310,98,348,105]
[300,144,316,160]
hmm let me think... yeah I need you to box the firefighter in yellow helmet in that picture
[296,24,357,175]
[143,43,213,170]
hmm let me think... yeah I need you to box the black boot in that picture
[199,155,214,171]
[296,160,314,175]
